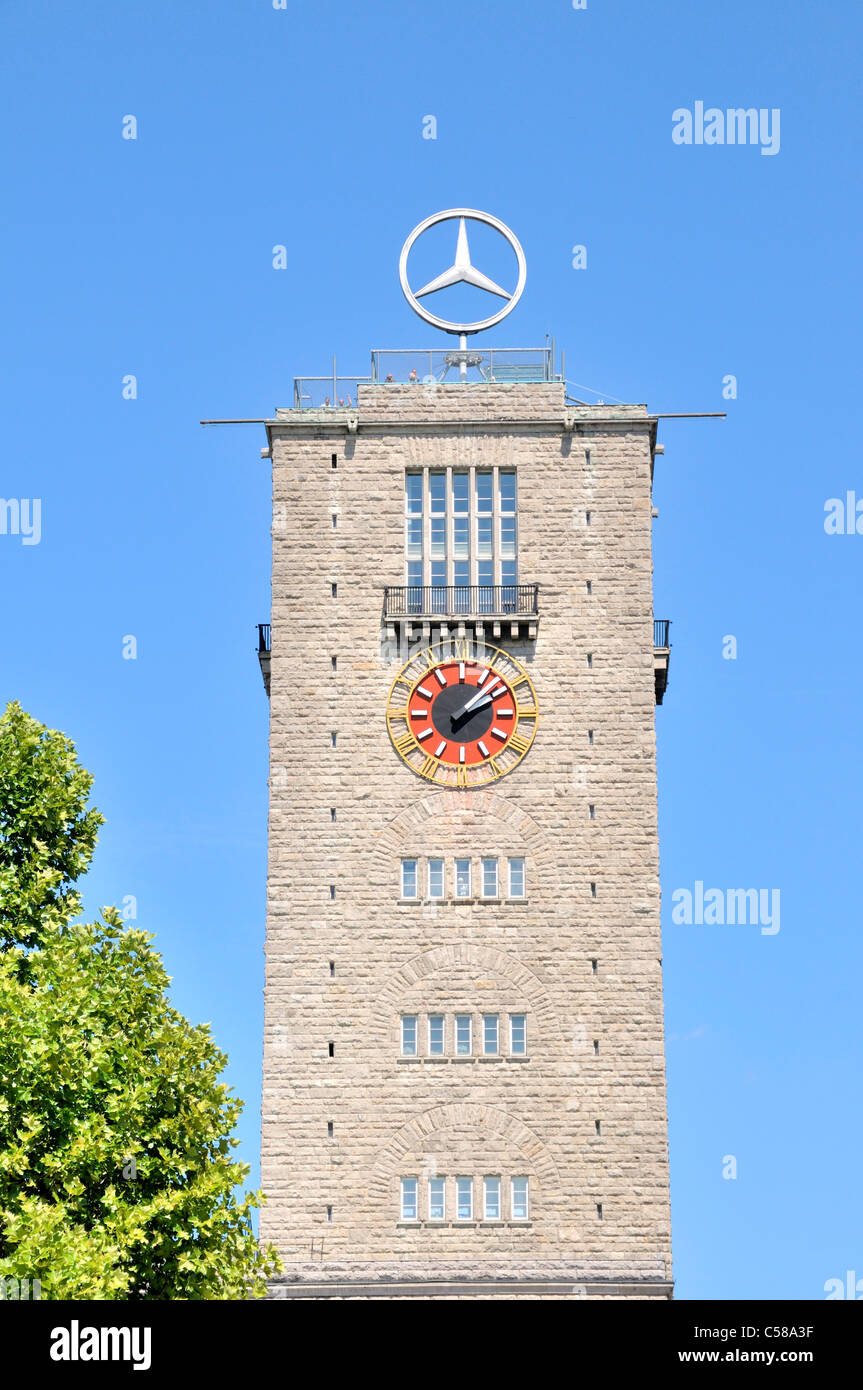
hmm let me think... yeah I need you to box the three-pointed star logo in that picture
[413,217,512,302]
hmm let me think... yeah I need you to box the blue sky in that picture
[2,0,860,1299]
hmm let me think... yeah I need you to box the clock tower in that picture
[257,212,673,1300]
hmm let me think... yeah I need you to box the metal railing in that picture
[384,584,539,619]
[258,623,271,653]
[371,346,560,387]
[292,376,370,409]
[654,619,671,649]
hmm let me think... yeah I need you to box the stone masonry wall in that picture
[260,383,672,1298]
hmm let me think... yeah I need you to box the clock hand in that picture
[450,693,494,727]
[449,682,503,723]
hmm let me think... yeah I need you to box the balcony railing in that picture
[383,584,540,619]
[654,619,671,705]
[257,624,271,697]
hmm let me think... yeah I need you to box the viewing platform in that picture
[291,345,564,409]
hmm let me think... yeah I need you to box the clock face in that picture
[386,641,538,787]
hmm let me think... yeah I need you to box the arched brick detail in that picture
[370,1103,559,1201]
[374,942,563,1043]
[373,789,553,870]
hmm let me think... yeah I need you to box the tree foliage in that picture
[0,701,103,952]
[0,703,280,1299]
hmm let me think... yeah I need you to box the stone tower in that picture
[257,353,674,1298]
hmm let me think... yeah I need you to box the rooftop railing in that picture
[290,347,564,407]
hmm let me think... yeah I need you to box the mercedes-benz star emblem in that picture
[398,208,527,335]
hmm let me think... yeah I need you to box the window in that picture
[482,1014,499,1056]
[404,468,518,594]
[401,1016,417,1057]
[428,1177,445,1222]
[455,1015,472,1056]
[401,859,418,899]
[510,1014,527,1056]
[428,858,444,899]
[484,1177,501,1221]
[511,1177,529,1222]
[406,472,424,600]
[456,1177,473,1221]
[455,858,471,898]
[428,1015,445,1056]
[401,1178,418,1221]
[481,857,498,898]
[508,857,525,899]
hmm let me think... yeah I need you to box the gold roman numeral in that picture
[508,731,532,756]
[489,756,505,779]
[393,731,416,757]
[420,755,439,780]
[456,763,469,788]
[515,703,538,718]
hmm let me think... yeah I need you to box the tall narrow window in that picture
[482,1014,499,1056]
[429,472,447,601]
[401,1178,418,1221]
[400,1016,417,1057]
[405,473,423,604]
[428,1177,446,1222]
[401,859,418,899]
[508,857,525,899]
[510,1014,527,1056]
[455,858,471,898]
[455,1015,472,1056]
[511,1177,529,1222]
[481,857,499,898]
[483,1176,501,1221]
[456,1177,473,1221]
[452,471,470,611]
[499,471,518,608]
[428,858,444,900]
[428,1015,445,1056]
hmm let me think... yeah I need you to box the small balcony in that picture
[257,623,271,696]
[654,619,671,705]
[383,584,540,642]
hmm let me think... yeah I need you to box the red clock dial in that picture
[387,641,538,788]
[407,659,517,767]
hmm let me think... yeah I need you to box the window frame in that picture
[400,1015,418,1057]
[455,1014,472,1056]
[481,857,499,898]
[427,858,445,900]
[508,856,526,899]
[428,1176,446,1222]
[482,1014,499,1056]
[428,1014,445,1056]
[401,1177,419,1222]
[511,1177,529,1222]
[483,1176,501,1222]
[401,858,418,899]
[454,857,472,899]
[456,1176,474,1222]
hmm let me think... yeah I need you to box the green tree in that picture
[0,703,280,1299]
[0,701,103,952]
